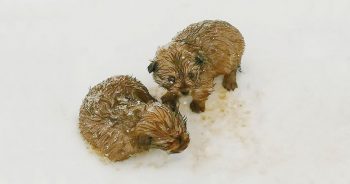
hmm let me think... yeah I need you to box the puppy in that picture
[79,75,190,161]
[148,20,245,113]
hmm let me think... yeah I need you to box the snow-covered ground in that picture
[1,0,350,183]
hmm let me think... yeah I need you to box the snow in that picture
[0,0,350,184]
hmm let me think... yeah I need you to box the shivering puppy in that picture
[79,75,189,161]
[148,20,245,113]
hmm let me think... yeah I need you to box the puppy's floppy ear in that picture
[195,55,204,65]
[147,61,158,73]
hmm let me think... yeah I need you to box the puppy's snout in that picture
[180,89,189,95]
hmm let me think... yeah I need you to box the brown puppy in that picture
[79,75,189,161]
[148,20,245,113]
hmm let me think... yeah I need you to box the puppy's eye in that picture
[168,76,175,84]
[188,72,195,80]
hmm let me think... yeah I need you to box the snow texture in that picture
[0,0,350,184]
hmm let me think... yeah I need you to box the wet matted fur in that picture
[148,20,245,113]
[79,75,189,161]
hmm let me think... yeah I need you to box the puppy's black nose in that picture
[180,89,189,95]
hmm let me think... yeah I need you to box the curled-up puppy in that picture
[148,20,245,113]
[79,75,190,161]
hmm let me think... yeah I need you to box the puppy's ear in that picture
[195,55,204,65]
[147,61,158,73]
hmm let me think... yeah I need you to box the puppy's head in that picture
[136,103,190,153]
[148,43,204,96]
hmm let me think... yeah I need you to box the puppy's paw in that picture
[222,77,237,91]
[190,100,205,113]
[161,94,178,111]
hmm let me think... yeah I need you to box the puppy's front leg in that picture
[190,82,213,113]
[190,99,206,113]
[161,92,179,111]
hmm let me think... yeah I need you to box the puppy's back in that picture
[173,20,245,73]
[79,76,153,161]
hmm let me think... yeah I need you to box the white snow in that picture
[1,0,350,184]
